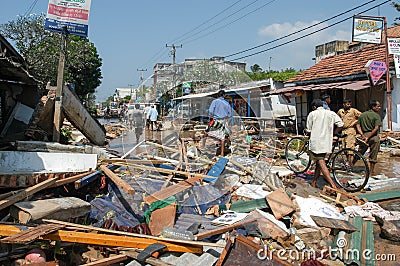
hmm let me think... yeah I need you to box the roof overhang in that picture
[267,79,384,96]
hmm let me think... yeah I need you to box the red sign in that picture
[365,60,387,85]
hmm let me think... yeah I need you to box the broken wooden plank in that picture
[146,141,245,176]
[100,165,135,194]
[62,85,105,145]
[122,250,174,266]
[1,224,64,244]
[144,176,204,204]
[82,254,129,266]
[320,186,365,207]
[114,162,209,179]
[149,203,177,236]
[0,224,203,253]
[51,170,96,187]
[0,177,58,211]
[310,215,358,231]
[195,218,257,240]
[42,219,224,248]
[265,188,295,220]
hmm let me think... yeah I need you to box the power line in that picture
[178,0,262,44]
[225,0,378,58]
[169,0,243,44]
[230,0,391,61]
[24,0,39,17]
[183,0,278,45]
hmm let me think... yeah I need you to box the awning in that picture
[173,91,216,100]
[267,80,385,96]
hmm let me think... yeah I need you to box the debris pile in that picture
[0,120,399,266]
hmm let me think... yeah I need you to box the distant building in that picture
[314,40,349,63]
[114,87,137,102]
[152,56,247,97]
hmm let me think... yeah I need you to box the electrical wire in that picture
[24,0,39,17]
[169,0,243,44]
[177,0,262,44]
[230,0,391,61]
[225,0,379,58]
[183,0,278,45]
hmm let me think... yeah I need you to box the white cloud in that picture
[254,21,352,70]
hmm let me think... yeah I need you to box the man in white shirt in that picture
[307,99,343,189]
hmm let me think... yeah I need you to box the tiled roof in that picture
[286,25,400,83]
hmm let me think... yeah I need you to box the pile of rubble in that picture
[0,121,399,266]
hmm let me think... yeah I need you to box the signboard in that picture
[388,38,400,55]
[45,0,92,37]
[365,60,387,85]
[182,81,191,95]
[394,55,400,78]
[352,16,383,44]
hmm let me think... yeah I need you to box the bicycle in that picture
[285,132,370,192]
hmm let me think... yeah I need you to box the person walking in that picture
[148,105,159,131]
[337,98,362,164]
[307,99,343,189]
[321,94,331,110]
[356,100,382,176]
[132,104,144,142]
[200,89,232,153]
[143,105,151,130]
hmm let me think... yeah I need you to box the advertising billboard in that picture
[45,0,92,37]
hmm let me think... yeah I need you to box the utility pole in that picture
[166,44,182,64]
[137,68,147,101]
[166,44,182,106]
[53,26,68,142]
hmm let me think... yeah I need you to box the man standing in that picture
[337,98,362,163]
[307,99,343,189]
[208,89,232,120]
[148,105,159,131]
[321,94,331,110]
[200,89,232,152]
[356,100,382,175]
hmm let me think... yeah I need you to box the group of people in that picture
[307,94,382,189]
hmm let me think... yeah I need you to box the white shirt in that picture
[306,107,344,154]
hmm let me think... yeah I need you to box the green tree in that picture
[246,67,301,82]
[0,14,102,99]
[250,64,263,72]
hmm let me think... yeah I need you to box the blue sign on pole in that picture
[45,0,92,37]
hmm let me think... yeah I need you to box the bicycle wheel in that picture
[332,148,369,192]
[285,137,311,173]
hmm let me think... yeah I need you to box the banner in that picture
[394,55,400,79]
[388,38,400,55]
[45,0,92,37]
[352,16,383,44]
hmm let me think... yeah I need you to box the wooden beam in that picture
[42,219,224,248]
[143,176,204,204]
[195,218,257,240]
[50,170,96,188]
[146,141,245,176]
[0,224,203,254]
[101,158,167,165]
[82,254,128,266]
[111,162,209,179]
[0,178,58,211]
[100,165,135,195]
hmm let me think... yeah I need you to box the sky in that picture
[0,0,398,102]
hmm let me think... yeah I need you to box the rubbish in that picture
[161,227,196,241]
[10,197,91,223]
[344,202,400,221]
[266,187,295,219]
[211,211,248,226]
[374,215,400,242]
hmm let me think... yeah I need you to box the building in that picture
[269,25,400,131]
